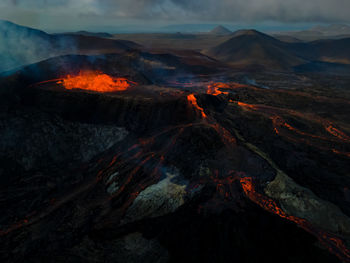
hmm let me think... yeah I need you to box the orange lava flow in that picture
[207,83,230,96]
[237,101,259,110]
[210,123,237,145]
[187,94,207,118]
[271,116,350,158]
[235,101,350,157]
[325,124,350,142]
[332,149,350,158]
[58,71,136,93]
[271,116,326,141]
[240,177,304,220]
[240,177,350,262]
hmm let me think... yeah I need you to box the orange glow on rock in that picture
[332,149,350,158]
[58,71,136,93]
[240,177,291,218]
[207,83,230,96]
[325,124,350,142]
[237,101,258,110]
[187,94,207,118]
[240,177,350,262]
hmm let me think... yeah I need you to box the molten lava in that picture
[187,94,207,118]
[240,177,350,262]
[237,101,258,110]
[207,83,230,96]
[235,101,350,158]
[58,71,136,93]
[325,124,350,142]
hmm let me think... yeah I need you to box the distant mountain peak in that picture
[232,29,268,37]
[310,24,350,36]
[206,29,305,70]
[66,30,114,38]
[0,19,47,33]
[210,25,232,35]
[229,29,279,43]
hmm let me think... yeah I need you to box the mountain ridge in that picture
[0,20,141,73]
[207,29,350,70]
[209,25,232,35]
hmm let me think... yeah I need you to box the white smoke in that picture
[0,20,77,73]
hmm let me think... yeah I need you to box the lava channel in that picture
[240,177,350,262]
[207,82,230,96]
[187,94,207,119]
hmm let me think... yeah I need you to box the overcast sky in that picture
[0,0,349,32]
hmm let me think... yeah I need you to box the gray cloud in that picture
[0,0,349,29]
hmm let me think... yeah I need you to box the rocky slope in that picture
[0,20,140,73]
[0,54,349,263]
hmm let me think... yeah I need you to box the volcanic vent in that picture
[33,70,138,93]
[59,71,137,92]
[0,53,350,263]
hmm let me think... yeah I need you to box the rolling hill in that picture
[3,20,350,73]
[63,30,114,38]
[274,24,350,42]
[207,29,350,71]
[206,30,306,70]
[308,38,350,64]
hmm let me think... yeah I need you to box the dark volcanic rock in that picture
[0,54,349,263]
